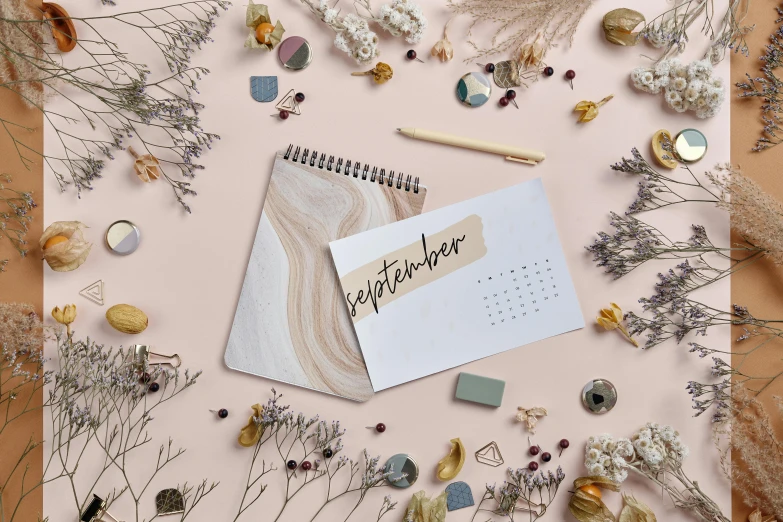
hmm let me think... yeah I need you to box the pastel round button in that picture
[674,128,708,162]
[457,72,492,107]
[278,36,313,71]
[105,220,140,255]
[384,453,418,488]
[582,378,618,414]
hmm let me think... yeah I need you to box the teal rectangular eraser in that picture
[455,372,505,407]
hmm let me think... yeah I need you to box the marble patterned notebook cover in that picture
[224,149,427,401]
[329,179,584,392]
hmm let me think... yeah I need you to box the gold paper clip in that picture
[80,494,122,522]
[131,344,181,373]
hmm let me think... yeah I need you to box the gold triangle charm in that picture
[274,89,301,115]
[79,280,104,306]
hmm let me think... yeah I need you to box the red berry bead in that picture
[406,49,417,60]
[506,89,517,100]
[375,423,386,433]
[139,372,152,384]
[529,446,540,456]
[148,382,160,393]
[528,461,539,471]
[499,97,510,107]
[541,452,552,462]
[218,408,228,419]
[295,92,305,103]
[485,63,495,73]
[559,439,570,449]
[301,461,312,471]
[287,460,297,470]
[279,110,289,120]
[543,66,554,77]
[565,70,576,80]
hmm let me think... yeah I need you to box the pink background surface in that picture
[42,0,731,520]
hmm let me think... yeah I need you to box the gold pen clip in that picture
[505,156,538,165]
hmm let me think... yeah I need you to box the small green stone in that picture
[455,373,505,407]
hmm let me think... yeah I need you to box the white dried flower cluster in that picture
[585,423,690,484]
[632,422,689,467]
[631,58,726,119]
[316,0,381,65]
[585,434,634,483]
[376,0,427,44]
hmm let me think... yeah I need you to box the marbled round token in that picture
[457,72,492,107]
[384,453,418,488]
[277,36,313,71]
[582,378,617,414]
[674,128,708,162]
[105,220,140,256]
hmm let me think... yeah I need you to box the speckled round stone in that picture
[582,378,618,414]
[384,453,418,488]
[457,72,492,107]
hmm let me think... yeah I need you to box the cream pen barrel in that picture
[396,127,545,165]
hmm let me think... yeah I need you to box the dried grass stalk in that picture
[725,386,783,518]
[706,165,783,264]
[446,0,594,62]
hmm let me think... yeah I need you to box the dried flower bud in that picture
[574,95,613,123]
[431,36,453,62]
[51,304,77,326]
[518,40,544,68]
[351,62,394,84]
[596,302,638,347]
[128,146,161,183]
[39,221,92,272]
[602,8,645,46]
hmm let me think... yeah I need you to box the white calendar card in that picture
[329,178,585,392]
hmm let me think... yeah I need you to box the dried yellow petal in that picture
[436,438,465,480]
[574,95,613,123]
[596,303,638,347]
[602,8,645,46]
[238,404,265,447]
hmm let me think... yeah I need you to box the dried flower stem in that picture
[471,466,565,522]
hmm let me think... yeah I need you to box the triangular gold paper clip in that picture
[274,89,301,115]
[79,279,105,306]
[131,344,182,373]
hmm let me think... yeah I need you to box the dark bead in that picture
[139,372,151,384]
[499,97,510,107]
[559,439,570,449]
[295,92,305,103]
[301,460,312,471]
[485,63,495,73]
[565,69,576,80]
[543,66,554,77]
[323,448,333,458]
[287,460,297,470]
[528,461,539,471]
[506,89,517,100]
[375,423,386,433]
[529,446,540,456]
[218,408,228,419]
[148,382,160,393]
[406,49,417,60]
[279,110,289,120]
[541,452,552,462]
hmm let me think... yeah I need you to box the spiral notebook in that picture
[329,179,584,391]
[225,145,427,402]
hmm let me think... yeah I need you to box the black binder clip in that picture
[80,495,122,522]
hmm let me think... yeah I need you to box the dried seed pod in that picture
[42,3,77,52]
[602,8,645,46]
[105,304,148,334]
[40,221,92,272]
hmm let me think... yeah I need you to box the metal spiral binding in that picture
[284,144,420,193]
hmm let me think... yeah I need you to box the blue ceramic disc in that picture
[457,72,492,107]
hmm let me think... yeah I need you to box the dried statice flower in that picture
[640,0,752,64]
[631,57,726,118]
[446,0,593,62]
[0,302,48,351]
[0,1,230,213]
[737,5,783,151]
[473,466,565,521]
[0,174,35,272]
[585,425,728,522]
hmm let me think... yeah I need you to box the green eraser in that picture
[455,372,505,407]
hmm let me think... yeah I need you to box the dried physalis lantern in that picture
[40,221,92,272]
[518,38,544,69]
[602,8,645,46]
[42,3,77,52]
[244,0,285,51]
[128,146,161,183]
